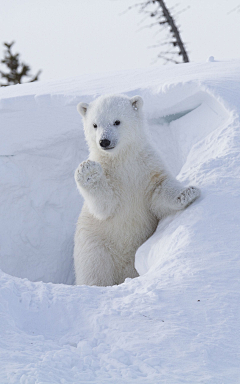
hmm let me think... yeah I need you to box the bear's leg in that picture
[74,231,121,286]
[151,177,201,216]
[75,160,118,220]
[74,228,139,286]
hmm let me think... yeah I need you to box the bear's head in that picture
[77,94,144,157]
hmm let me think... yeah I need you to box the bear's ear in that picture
[130,96,143,111]
[77,102,89,117]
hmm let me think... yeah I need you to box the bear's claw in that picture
[176,186,201,208]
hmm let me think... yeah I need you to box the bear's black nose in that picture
[100,139,111,148]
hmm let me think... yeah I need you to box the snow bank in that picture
[0,61,240,382]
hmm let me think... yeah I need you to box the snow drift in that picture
[0,60,240,383]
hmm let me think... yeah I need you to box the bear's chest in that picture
[104,163,157,237]
[104,169,158,252]
[106,164,149,205]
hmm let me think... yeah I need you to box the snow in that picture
[0,60,240,382]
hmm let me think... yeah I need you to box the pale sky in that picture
[0,0,240,82]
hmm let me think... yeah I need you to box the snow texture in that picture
[0,60,240,382]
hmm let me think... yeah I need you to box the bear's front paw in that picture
[176,186,201,209]
[75,160,103,188]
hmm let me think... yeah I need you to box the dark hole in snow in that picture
[149,105,201,125]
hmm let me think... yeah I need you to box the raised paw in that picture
[176,186,201,209]
[75,160,103,187]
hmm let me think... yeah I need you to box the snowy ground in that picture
[0,60,240,383]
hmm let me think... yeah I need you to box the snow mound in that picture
[0,61,240,382]
[136,81,235,275]
[0,81,232,285]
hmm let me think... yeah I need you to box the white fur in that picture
[74,94,200,286]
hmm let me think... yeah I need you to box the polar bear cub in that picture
[74,94,200,286]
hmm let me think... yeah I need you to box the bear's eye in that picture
[113,120,120,126]
[93,123,97,129]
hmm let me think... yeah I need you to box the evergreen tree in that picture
[0,41,41,87]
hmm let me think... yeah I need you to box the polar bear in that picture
[74,94,200,286]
